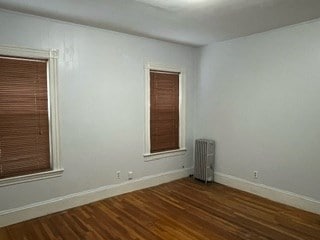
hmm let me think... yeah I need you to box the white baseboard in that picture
[0,168,193,227]
[214,172,320,215]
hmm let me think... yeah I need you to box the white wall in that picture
[0,10,197,211]
[197,19,320,201]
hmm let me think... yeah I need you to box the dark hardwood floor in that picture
[1,178,320,240]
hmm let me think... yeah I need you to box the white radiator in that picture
[194,139,215,183]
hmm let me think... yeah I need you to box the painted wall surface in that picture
[197,20,320,200]
[0,10,197,211]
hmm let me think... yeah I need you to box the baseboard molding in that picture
[214,172,320,215]
[0,168,193,227]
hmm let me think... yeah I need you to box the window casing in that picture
[144,63,186,161]
[0,46,62,186]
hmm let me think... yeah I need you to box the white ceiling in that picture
[1,0,320,46]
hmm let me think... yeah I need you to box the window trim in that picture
[144,63,186,161]
[0,45,63,187]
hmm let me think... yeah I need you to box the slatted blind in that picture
[150,70,179,153]
[0,56,51,178]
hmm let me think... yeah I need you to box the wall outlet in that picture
[128,171,133,180]
[116,171,121,179]
[254,171,258,179]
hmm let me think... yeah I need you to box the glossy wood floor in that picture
[1,178,320,240]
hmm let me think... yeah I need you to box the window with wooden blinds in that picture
[150,70,179,153]
[0,56,51,179]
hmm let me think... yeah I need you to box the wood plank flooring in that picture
[1,178,320,240]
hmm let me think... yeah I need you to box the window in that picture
[144,64,186,160]
[0,46,62,186]
[150,70,179,152]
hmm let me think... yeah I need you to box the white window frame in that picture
[0,45,63,187]
[144,63,186,161]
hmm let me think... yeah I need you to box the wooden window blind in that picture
[0,56,51,179]
[150,70,179,153]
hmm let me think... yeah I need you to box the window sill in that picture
[0,169,64,187]
[144,148,187,162]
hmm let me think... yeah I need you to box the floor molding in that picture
[0,168,193,227]
[214,172,320,215]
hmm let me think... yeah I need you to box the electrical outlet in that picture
[254,171,258,179]
[128,171,133,180]
[116,171,121,179]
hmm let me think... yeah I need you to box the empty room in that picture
[0,0,320,239]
